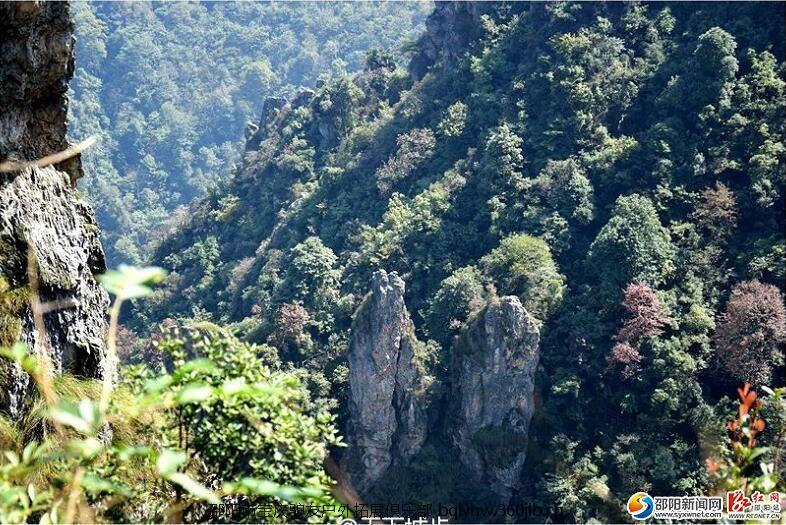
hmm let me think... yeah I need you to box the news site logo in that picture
[726,489,782,521]
[626,492,723,520]
[626,492,654,520]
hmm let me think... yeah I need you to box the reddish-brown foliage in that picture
[274,302,310,342]
[607,342,642,379]
[616,282,671,343]
[715,280,786,385]
[691,182,738,240]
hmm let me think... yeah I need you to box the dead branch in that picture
[0,136,97,173]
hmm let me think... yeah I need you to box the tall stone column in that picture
[0,2,108,418]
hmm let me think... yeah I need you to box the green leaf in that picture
[66,437,103,459]
[21,442,43,464]
[116,444,153,462]
[143,373,174,393]
[156,449,186,476]
[0,343,40,375]
[177,383,214,404]
[81,474,132,497]
[98,265,166,299]
[4,450,19,465]
[50,400,99,435]
[224,477,323,502]
[78,399,102,428]
[218,377,249,396]
[166,472,220,504]
[171,358,218,381]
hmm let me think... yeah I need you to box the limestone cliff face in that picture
[452,296,540,502]
[0,2,108,418]
[344,270,427,493]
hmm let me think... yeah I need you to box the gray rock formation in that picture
[0,2,108,419]
[344,270,427,493]
[452,296,540,502]
[408,2,493,80]
[244,96,289,153]
[292,87,316,108]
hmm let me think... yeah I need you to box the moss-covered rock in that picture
[0,278,29,347]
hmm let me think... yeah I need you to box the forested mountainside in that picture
[68,1,430,265]
[2,5,344,522]
[134,2,786,520]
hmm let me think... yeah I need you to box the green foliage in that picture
[437,102,468,138]
[375,128,436,194]
[313,77,365,145]
[587,194,675,289]
[127,3,786,521]
[425,267,485,346]
[538,159,595,226]
[538,435,611,523]
[482,123,524,186]
[151,326,342,521]
[480,234,564,320]
[278,237,341,333]
[69,2,429,264]
[0,266,341,523]
[98,265,166,300]
[708,385,786,495]
[0,278,29,347]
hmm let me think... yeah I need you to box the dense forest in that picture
[68,1,429,264]
[1,1,785,523]
[132,1,786,521]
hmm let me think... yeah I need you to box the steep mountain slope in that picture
[1,2,108,419]
[68,1,430,265]
[138,2,785,520]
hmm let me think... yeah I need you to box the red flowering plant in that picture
[706,383,784,495]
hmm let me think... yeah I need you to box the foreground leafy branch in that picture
[0,266,339,523]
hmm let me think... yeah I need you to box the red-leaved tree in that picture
[607,282,671,379]
[607,342,642,380]
[271,302,310,345]
[715,280,786,385]
[617,282,671,342]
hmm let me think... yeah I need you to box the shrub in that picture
[0,266,340,523]
[616,282,670,343]
[607,342,642,380]
[425,266,486,345]
[0,278,29,347]
[482,123,524,186]
[690,182,737,241]
[480,234,564,320]
[539,159,595,225]
[707,384,784,495]
[278,237,341,332]
[153,325,340,521]
[375,128,436,194]
[437,102,468,138]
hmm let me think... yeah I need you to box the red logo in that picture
[727,489,753,512]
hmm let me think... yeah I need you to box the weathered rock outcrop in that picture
[0,2,108,418]
[244,96,288,153]
[408,2,495,80]
[452,296,540,502]
[344,270,427,493]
